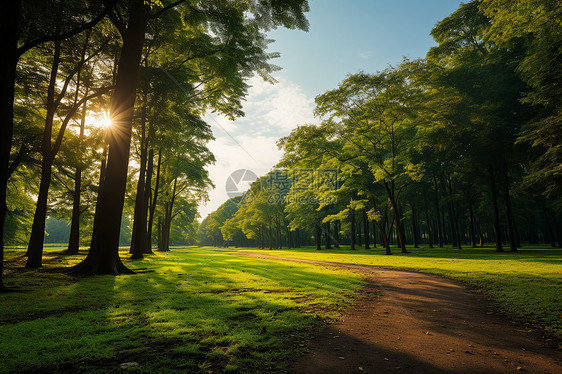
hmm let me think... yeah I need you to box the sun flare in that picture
[99,113,113,129]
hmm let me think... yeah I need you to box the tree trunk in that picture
[489,166,503,252]
[147,148,161,252]
[371,220,377,248]
[70,0,149,274]
[130,106,148,259]
[325,222,332,249]
[350,210,356,250]
[363,211,370,249]
[411,204,419,248]
[66,98,88,255]
[468,198,477,248]
[447,175,461,249]
[333,221,340,248]
[379,222,391,255]
[0,0,22,291]
[433,177,444,247]
[315,222,322,250]
[502,161,517,252]
[425,208,434,248]
[26,30,63,267]
[142,148,154,253]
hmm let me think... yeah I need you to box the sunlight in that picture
[98,113,113,129]
[85,112,113,130]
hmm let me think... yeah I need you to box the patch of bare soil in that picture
[234,252,562,374]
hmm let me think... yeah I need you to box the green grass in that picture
[236,245,562,338]
[0,247,364,373]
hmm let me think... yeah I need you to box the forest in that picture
[199,1,561,254]
[1,0,561,373]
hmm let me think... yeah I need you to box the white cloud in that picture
[359,51,373,60]
[198,76,318,219]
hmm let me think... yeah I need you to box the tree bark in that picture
[502,161,517,252]
[66,98,88,255]
[315,222,322,250]
[433,177,444,248]
[142,148,154,253]
[325,222,332,249]
[160,177,177,252]
[333,221,340,248]
[0,0,22,291]
[425,208,434,248]
[371,220,377,248]
[26,31,62,268]
[130,106,148,259]
[70,0,149,274]
[350,210,356,250]
[447,174,461,249]
[363,211,370,249]
[147,148,161,252]
[411,204,419,248]
[489,166,503,252]
[468,198,477,248]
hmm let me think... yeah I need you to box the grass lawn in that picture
[0,247,364,373]
[236,245,562,339]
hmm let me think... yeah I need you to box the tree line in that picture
[0,0,310,290]
[198,0,561,253]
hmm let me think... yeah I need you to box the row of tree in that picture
[199,0,561,253]
[1,0,311,290]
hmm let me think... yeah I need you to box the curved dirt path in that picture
[233,252,562,374]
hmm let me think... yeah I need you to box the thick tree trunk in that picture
[489,166,503,252]
[0,0,22,291]
[371,220,377,248]
[70,0,149,274]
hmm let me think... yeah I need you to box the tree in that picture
[481,0,562,202]
[0,0,119,289]
[71,0,310,274]
[315,64,424,253]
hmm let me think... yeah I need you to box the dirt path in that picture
[233,252,562,374]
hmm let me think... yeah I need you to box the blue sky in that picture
[199,0,464,218]
[268,0,464,98]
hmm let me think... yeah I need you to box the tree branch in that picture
[17,0,119,56]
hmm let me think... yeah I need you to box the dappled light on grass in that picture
[0,247,363,373]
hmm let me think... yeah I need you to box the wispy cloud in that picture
[359,51,373,60]
[198,76,318,219]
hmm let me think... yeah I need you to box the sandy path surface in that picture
[232,252,562,374]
